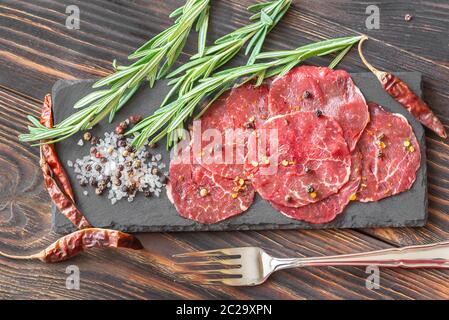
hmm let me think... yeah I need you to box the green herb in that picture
[19,0,210,145]
[328,43,354,69]
[162,0,291,143]
[128,36,362,149]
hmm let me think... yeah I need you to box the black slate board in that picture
[52,72,427,234]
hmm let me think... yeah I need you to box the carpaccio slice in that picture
[191,83,269,179]
[167,146,255,224]
[245,111,351,208]
[271,150,362,224]
[268,66,369,151]
[356,102,421,202]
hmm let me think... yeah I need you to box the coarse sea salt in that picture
[69,131,167,204]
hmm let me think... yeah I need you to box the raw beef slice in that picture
[268,66,369,151]
[271,150,362,224]
[357,102,421,202]
[168,147,255,224]
[246,111,351,208]
[191,83,269,179]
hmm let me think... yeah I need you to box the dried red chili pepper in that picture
[358,36,447,139]
[40,94,76,201]
[40,148,91,229]
[0,228,143,263]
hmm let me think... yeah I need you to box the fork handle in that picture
[273,241,449,270]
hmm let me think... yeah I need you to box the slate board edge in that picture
[51,73,428,234]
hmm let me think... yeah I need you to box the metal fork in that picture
[174,241,449,286]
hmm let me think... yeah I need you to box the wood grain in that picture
[0,0,449,299]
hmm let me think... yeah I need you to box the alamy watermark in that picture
[365,265,380,290]
[365,5,380,30]
[66,5,80,30]
[66,265,80,290]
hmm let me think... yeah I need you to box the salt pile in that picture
[70,130,167,205]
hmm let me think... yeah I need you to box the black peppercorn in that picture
[95,164,102,172]
[377,149,383,158]
[127,183,136,194]
[304,165,311,173]
[80,179,87,187]
[159,175,167,184]
[115,171,122,178]
[285,194,292,202]
[90,147,97,154]
[303,90,311,99]
[91,137,99,145]
[85,164,92,171]
[244,121,255,129]
[100,157,108,164]
[306,185,315,193]
[118,139,127,148]
[126,145,135,153]
[90,178,98,187]
[315,109,323,117]
[143,151,152,159]
[144,190,152,198]
[151,167,159,175]
[117,164,124,171]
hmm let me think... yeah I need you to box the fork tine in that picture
[173,249,227,258]
[190,278,244,286]
[183,268,241,276]
[191,279,227,285]
[173,247,244,258]
[177,259,240,267]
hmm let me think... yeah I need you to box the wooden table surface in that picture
[0,0,448,300]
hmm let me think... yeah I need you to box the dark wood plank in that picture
[0,0,449,299]
[2,88,449,299]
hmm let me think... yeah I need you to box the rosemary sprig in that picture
[19,0,210,145]
[328,43,354,69]
[162,0,291,144]
[128,36,362,150]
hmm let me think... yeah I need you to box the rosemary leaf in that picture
[19,0,210,144]
[130,35,362,150]
[328,43,354,69]
[164,0,291,106]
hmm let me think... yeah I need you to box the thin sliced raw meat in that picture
[191,83,269,179]
[168,147,255,224]
[245,111,351,208]
[357,102,421,202]
[271,150,362,223]
[226,83,270,128]
[268,66,369,151]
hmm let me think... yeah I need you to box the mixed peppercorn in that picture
[68,115,167,204]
